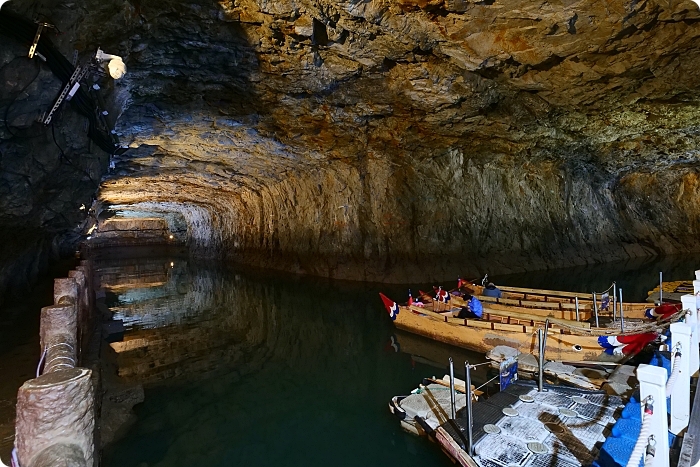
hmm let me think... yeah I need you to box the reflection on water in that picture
[99,253,700,467]
[99,255,460,467]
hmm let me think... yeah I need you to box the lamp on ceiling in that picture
[95,47,127,80]
[0,0,9,9]
[693,0,700,7]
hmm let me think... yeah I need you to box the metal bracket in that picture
[44,65,89,125]
[28,22,55,59]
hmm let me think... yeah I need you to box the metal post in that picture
[537,328,544,392]
[575,297,580,322]
[619,288,624,333]
[543,319,549,359]
[660,272,663,304]
[449,357,456,419]
[592,292,599,327]
[612,282,617,321]
[465,361,474,456]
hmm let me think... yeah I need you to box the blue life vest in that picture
[469,296,483,318]
[482,286,502,298]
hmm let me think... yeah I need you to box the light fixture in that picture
[95,48,127,80]
[0,0,10,9]
[169,234,174,239]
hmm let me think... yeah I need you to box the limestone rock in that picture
[0,0,699,281]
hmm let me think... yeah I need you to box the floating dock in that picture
[438,380,623,467]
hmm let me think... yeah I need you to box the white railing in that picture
[681,294,700,378]
[636,318,697,467]
[637,365,670,467]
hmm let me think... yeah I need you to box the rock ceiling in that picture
[1,0,700,282]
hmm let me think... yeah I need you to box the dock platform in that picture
[441,380,624,467]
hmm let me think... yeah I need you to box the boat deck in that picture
[441,381,624,467]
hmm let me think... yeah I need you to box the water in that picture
[98,252,700,467]
[99,254,471,467]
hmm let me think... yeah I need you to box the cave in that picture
[1,0,700,464]
[0,0,698,289]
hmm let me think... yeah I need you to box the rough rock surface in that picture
[14,368,94,467]
[2,0,700,281]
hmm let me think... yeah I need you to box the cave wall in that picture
[0,14,113,302]
[1,0,700,282]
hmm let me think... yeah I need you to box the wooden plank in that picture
[481,305,590,328]
[678,434,694,467]
[461,319,493,329]
[520,299,561,309]
[492,322,519,332]
[682,379,700,466]
[410,304,590,329]
[498,285,596,300]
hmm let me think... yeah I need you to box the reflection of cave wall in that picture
[99,257,382,385]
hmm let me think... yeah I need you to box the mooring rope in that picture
[593,282,616,296]
[475,374,499,391]
[555,309,686,337]
[644,435,656,467]
[666,346,682,398]
[626,397,655,467]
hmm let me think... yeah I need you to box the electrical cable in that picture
[51,122,99,188]
[0,8,119,155]
[2,59,43,140]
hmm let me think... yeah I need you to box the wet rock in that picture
[0,0,699,281]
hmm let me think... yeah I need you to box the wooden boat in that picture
[647,280,693,303]
[379,293,682,363]
[452,281,678,321]
[417,287,679,324]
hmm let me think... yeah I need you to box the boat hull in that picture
[393,305,634,363]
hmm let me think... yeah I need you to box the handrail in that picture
[594,282,616,296]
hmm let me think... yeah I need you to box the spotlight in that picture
[169,235,174,240]
[95,48,127,80]
[170,262,174,268]
[0,1,10,9]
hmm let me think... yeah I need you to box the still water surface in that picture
[99,253,700,467]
